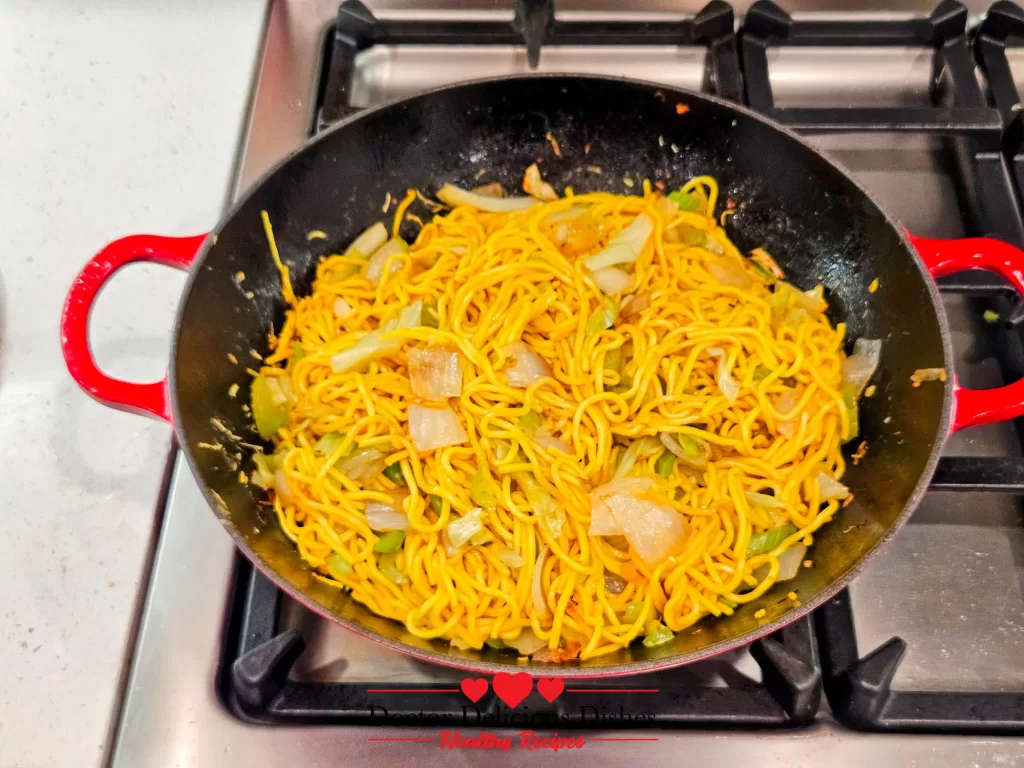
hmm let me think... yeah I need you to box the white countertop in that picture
[0,1,266,765]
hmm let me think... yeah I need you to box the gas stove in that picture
[111,1,1024,765]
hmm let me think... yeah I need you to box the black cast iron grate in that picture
[218,0,1024,733]
[740,0,1024,733]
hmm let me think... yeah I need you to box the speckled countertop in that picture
[0,2,266,765]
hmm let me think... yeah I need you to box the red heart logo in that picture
[460,677,488,703]
[491,672,533,708]
[536,677,564,703]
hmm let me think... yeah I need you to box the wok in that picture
[61,76,1024,676]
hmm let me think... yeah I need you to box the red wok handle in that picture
[910,234,1024,432]
[61,233,207,422]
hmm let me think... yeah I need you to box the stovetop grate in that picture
[218,0,1024,734]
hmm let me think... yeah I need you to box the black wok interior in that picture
[170,76,951,673]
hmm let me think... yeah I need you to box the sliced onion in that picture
[621,293,650,318]
[365,236,409,286]
[589,266,632,295]
[776,389,799,437]
[659,433,709,469]
[408,346,462,401]
[498,549,525,568]
[337,448,387,483]
[330,300,423,373]
[437,184,538,212]
[745,491,787,509]
[364,501,410,531]
[709,257,753,289]
[534,428,570,453]
[504,342,552,387]
[842,338,882,398]
[817,472,850,500]
[604,493,686,566]
[274,469,297,506]
[588,497,623,536]
[532,546,549,616]
[447,507,484,550]
[717,355,740,404]
[777,543,808,581]
[345,222,388,259]
[470,182,504,197]
[604,571,628,594]
[612,437,662,480]
[333,297,353,319]
[583,214,654,271]
[523,163,558,201]
[408,403,468,452]
[506,627,547,656]
[593,476,656,501]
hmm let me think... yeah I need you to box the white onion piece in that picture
[337,448,387,483]
[589,266,632,295]
[777,543,808,581]
[817,472,850,500]
[506,627,547,656]
[709,258,753,289]
[523,163,558,201]
[408,404,468,452]
[447,507,484,550]
[504,342,552,387]
[583,214,654,271]
[592,477,655,501]
[745,491,787,509]
[333,297,353,319]
[408,347,462,401]
[329,299,421,373]
[842,338,882,398]
[604,571,628,594]
[274,469,297,506]
[588,497,623,536]
[776,389,799,437]
[345,221,388,258]
[364,502,410,531]
[365,237,409,286]
[532,546,549,616]
[437,184,538,212]
[659,432,686,458]
[717,355,740,404]
[546,206,587,224]
[604,493,686,566]
[498,549,525,568]
[534,428,570,453]
[621,292,650,318]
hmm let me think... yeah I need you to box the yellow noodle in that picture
[252,177,851,660]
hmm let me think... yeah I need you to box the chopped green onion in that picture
[655,450,676,478]
[378,552,404,583]
[484,638,506,650]
[746,524,798,557]
[984,309,1000,323]
[516,409,543,436]
[315,432,346,457]
[642,621,675,648]
[676,433,702,458]
[841,382,859,442]
[585,297,617,337]
[753,365,773,381]
[382,461,405,485]
[470,464,499,510]
[374,530,405,554]
[429,494,444,514]
[326,552,352,579]
[250,374,290,439]
[668,190,701,212]
[622,601,644,623]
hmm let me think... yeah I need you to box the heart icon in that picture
[536,677,564,703]
[492,672,533,708]
[460,677,488,703]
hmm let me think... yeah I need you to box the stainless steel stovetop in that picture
[110,1,1024,765]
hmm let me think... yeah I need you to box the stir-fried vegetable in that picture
[604,571,628,594]
[841,383,859,441]
[746,524,798,557]
[841,338,882,397]
[470,464,499,510]
[523,163,558,201]
[817,472,850,500]
[516,409,543,436]
[345,221,388,259]
[590,266,632,295]
[408,403,468,452]
[622,601,644,623]
[614,436,662,479]
[378,552,404,583]
[383,461,405,486]
[326,552,352,579]
[655,450,676,478]
[447,507,484,551]
[429,494,444,514]
[250,374,291,439]
[668,190,702,211]
[437,183,538,212]
[337,447,387,482]
[642,620,675,648]
[330,300,422,373]
[582,214,654,271]
[709,257,753,290]
[506,627,547,656]
[373,530,406,553]
[365,236,409,286]
[516,473,566,540]
[498,549,525,568]
[364,501,409,531]
[315,432,345,456]
[408,346,462,401]
[504,342,552,387]
[745,491,787,510]
[585,296,617,337]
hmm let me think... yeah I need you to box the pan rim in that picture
[168,72,954,677]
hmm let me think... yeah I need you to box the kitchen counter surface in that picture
[0,1,266,765]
